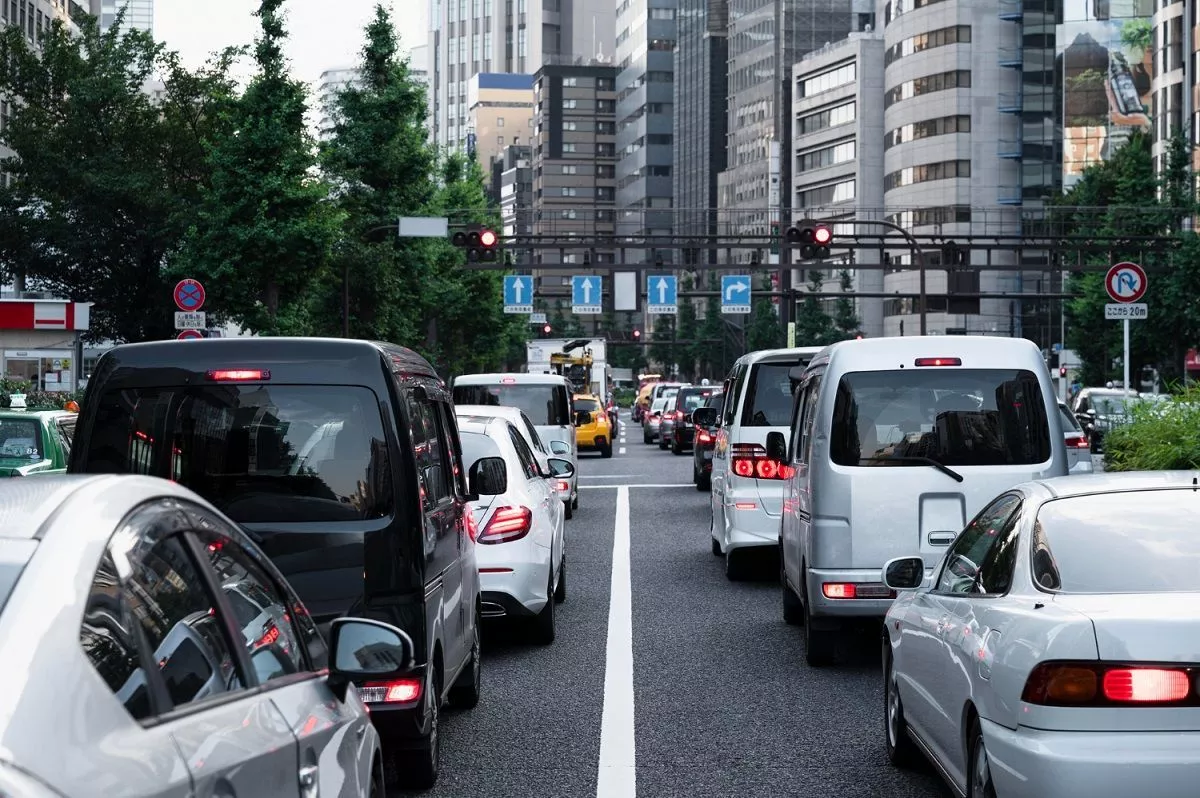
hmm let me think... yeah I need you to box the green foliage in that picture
[1120,18,1152,57]
[746,274,782,351]
[833,270,861,338]
[697,271,730,379]
[176,0,341,336]
[675,274,700,380]
[648,314,675,371]
[1103,388,1200,471]
[0,16,240,342]
[0,379,84,409]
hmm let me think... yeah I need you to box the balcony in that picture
[998,47,1023,68]
[998,139,1023,159]
[998,0,1022,20]
[998,185,1024,206]
[997,92,1022,113]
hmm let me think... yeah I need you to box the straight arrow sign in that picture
[656,278,668,304]
[583,278,594,305]
[513,277,525,304]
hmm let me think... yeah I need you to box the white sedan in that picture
[882,472,1200,798]
[458,413,571,644]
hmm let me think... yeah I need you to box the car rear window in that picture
[1058,405,1082,433]
[829,368,1052,467]
[0,418,43,464]
[1033,491,1200,593]
[76,385,394,524]
[460,430,503,465]
[740,362,798,427]
[676,389,714,411]
[573,398,602,413]
[453,384,571,426]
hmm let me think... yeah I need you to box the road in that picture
[418,415,951,798]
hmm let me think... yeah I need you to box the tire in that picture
[369,762,384,798]
[447,611,481,709]
[672,441,684,455]
[724,547,750,581]
[781,553,803,626]
[697,472,711,492]
[658,437,668,450]
[554,553,567,603]
[564,499,573,521]
[392,667,441,790]
[531,571,557,644]
[803,576,837,666]
[967,717,997,798]
[572,494,579,510]
[601,443,613,458]
[643,432,652,444]
[692,464,699,484]
[711,536,721,556]
[884,648,921,769]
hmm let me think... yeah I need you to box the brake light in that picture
[360,677,422,704]
[823,583,856,599]
[465,509,479,542]
[697,430,713,444]
[207,369,270,381]
[477,506,533,544]
[1022,662,1200,706]
[555,479,570,493]
[256,623,280,648]
[730,444,794,481]
[674,410,684,421]
[913,358,962,367]
[501,377,517,384]
[1066,435,1090,449]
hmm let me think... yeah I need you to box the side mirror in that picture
[547,457,576,478]
[575,411,592,426]
[882,556,925,591]
[549,439,571,455]
[1085,408,1097,416]
[327,617,416,702]
[468,456,508,496]
[692,407,718,428]
[765,430,788,462]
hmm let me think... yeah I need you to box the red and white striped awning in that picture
[0,301,91,331]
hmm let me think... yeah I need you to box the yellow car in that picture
[573,394,613,458]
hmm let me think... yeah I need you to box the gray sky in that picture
[155,0,428,87]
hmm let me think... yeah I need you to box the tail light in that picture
[674,410,684,421]
[821,582,896,600]
[1022,662,1200,706]
[697,430,713,445]
[477,506,533,544]
[206,369,270,381]
[359,677,422,705]
[1066,435,1090,449]
[465,509,479,542]
[913,357,962,367]
[555,479,570,493]
[730,443,794,481]
[256,622,281,648]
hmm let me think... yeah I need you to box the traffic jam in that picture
[0,329,1195,798]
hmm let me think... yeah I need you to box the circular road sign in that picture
[174,278,206,312]
[1105,262,1147,303]
[177,329,204,340]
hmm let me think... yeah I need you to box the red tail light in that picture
[1022,662,1200,706]
[697,430,713,444]
[256,622,281,648]
[465,509,479,542]
[477,506,533,544]
[555,479,570,493]
[1066,435,1090,449]
[731,444,794,481]
[206,369,270,381]
[913,357,962,367]
[674,410,684,421]
[360,677,422,705]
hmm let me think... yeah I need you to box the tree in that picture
[675,274,700,380]
[697,271,729,379]
[178,0,341,335]
[746,274,782,351]
[793,270,839,346]
[316,3,435,342]
[833,269,861,338]
[0,14,239,342]
[648,314,675,372]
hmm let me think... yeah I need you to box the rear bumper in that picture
[674,427,694,447]
[480,589,541,619]
[983,718,1200,798]
[578,434,609,450]
[722,486,781,551]
[806,567,895,619]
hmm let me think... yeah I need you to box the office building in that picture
[315,66,362,140]
[672,0,727,252]
[1149,0,1196,176]
[92,0,150,33]
[427,0,613,154]
[408,43,430,84]
[467,73,534,172]
[790,32,885,338]
[531,63,618,285]
[493,142,534,239]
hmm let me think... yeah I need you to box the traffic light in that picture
[784,220,832,260]
[1059,366,1067,378]
[542,323,552,337]
[632,329,641,341]
[451,225,499,262]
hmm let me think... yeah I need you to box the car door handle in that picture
[936,616,950,636]
[928,532,956,546]
[356,723,367,741]
[299,764,319,798]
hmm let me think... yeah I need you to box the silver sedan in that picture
[882,471,1200,798]
[0,474,419,798]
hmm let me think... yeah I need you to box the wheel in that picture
[554,553,567,603]
[391,667,441,789]
[693,464,699,484]
[572,494,578,510]
[643,432,652,444]
[601,443,613,458]
[781,554,803,626]
[697,472,711,492]
[672,441,684,455]
[564,499,573,521]
[369,762,384,798]
[531,571,557,644]
[659,437,668,450]
[447,611,481,709]
[967,717,997,798]
[802,574,837,666]
[885,648,921,768]
[724,547,750,581]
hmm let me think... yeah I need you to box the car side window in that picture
[434,402,468,497]
[788,383,808,463]
[976,507,1023,595]
[796,375,823,465]
[408,395,450,505]
[935,494,1022,595]
[55,417,75,458]
[80,552,156,721]
[508,425,539,479]
[723,366,745,426]
[522,416,547,454]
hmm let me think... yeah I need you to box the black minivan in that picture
[68,337,482,789]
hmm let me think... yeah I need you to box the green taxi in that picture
[0,407,78,477]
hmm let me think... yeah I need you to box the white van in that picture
[773,336,1067,665]
[709,347,824,580]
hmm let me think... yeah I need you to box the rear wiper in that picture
[860,456,964,483]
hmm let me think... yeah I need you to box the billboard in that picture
[1058,0,1154,188]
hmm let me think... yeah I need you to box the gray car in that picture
[0,474,421,798]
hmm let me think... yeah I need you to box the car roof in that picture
[736,347,825,365]
[1023,471,1200,501]
[455,404,531,423]
[809,334,1044,372]
[456,417,505,435]
[453,373,569,386]
[0,409,72,420]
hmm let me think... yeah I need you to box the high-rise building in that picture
[92,0,151,33]
[492,142,533,239]
[315,67,363,140]
[672,0,727,254]
[467,73,534,174]
[614,0,677,264]
[1149,0,1195,176]
[790,32,885,338]
[426,0,613,154]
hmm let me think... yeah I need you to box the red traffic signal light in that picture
[543,324,552,335]
[814,225,832,245]
[1059,366,1067,377]
[452,226,499,262]
[480,229,497,247]
[632,329,641,340]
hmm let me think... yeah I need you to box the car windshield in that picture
[741,362,799,427]
[1092,394,1155,417]
[0,418,44,463]
[677,390,714,411]
[460,430,503,465]
[1033,491,1200,593]
[573,398,602,413]
[829,368,1052,467]
[453,384,571,426]
[77,385,394,524]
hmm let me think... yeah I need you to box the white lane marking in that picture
[581,483,694,489]
[598,486,635,798]
[619,447,626,454]
[582,474,646,480]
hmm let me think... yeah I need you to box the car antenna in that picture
[1194,475,1198,493]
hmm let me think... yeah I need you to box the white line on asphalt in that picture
[598,486,635,798]
[581,483,694,489]
[619,447,626,454]
[582,474,645,480]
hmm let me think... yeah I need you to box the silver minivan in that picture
[772,336,1067,665]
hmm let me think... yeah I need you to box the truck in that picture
[526,338,610,406]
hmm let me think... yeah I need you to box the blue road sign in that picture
[647,275,678,314]
[503,275,533,314]
[721,275,752,314]
[572,275,602,314]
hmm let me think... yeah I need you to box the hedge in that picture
[0,378,85,411]
[1102,387,1200,471]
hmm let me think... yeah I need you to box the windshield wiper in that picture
[860,456,964,483]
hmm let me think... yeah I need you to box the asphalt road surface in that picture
[416,415,951,798]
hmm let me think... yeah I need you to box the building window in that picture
[496,117,505,127]
[796,179,856,208]
[561,186,578,197]
[797,102,856,135]
[563,99,577,109]
[564,121,577,131]
[884,70,972,108]
[497,135,504,145]
[649,8,674,19]
[563,142,577,152]
[798,62,856,98]
[563,165,577,174]
[563,77,578,87]
[884,0,952,25]
[884,159,972,191]
[884,25,971,67]
[796,140,856,172]
[885,206,972,228]
[884,115,971,149]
